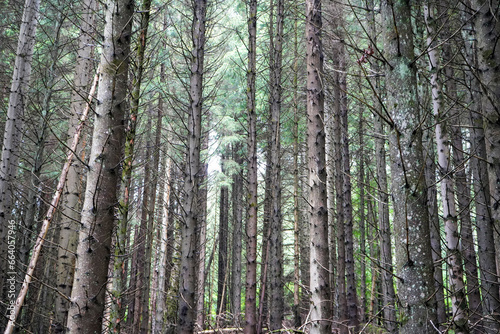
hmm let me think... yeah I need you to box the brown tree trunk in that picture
[177,0,207,332]
[66,0,133,331]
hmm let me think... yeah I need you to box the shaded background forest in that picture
[0,0,499,333]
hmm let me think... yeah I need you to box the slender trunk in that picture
[339,46,359,333]
[231,143,243,326]
[153,144,172,334]
[424,3,469,332]
[141,105,162,333]
[132,122,152,334]
[306,0,332,332]
[109,0,151,330]
[196,132,209,330]
[217,155,229,322]
[55,0,96,329]
[177,1,206,332]
[469,1,500,330]
[292,3,301,326]
[358,108,366,323]
[381,1,438,332]
[0,0,40,310]
[66,0,133,331]
[366,0,397,329]
[269,0,284,330]
[244,0,258,332]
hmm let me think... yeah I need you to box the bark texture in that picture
[66,0,133,331]
[54,0,96,330]
[0,0,40,309]
[306,0,332,332]
[177,0,207,332]
[381,1,438,332]
[268,0,284,329]
[244,0,258,332]
[470,1,500,330]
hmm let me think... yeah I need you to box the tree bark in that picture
[66,0,133,331]
[469,1,500,330]
[424,3,469,332]
[381,1,438,332]
[0,0,40,309]
[231,143,243,326]
[54,0,96,329]
[306,0,332,332]
[244,0,258,332]
[217,155,229,322]
[177,0,207,332]
[268,0,284,330]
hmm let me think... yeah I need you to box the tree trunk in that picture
[469,0,500,330]
[66,0,133,331]
[54,0,96,329]
[217,155,229,322]
[366,0,397,329]
[177,0,207,332]
[231,143,243,326]
[424,3,469,332]
[244,0,258,332]
[357,108,366,323]
[268,0,284,330]
[381,1,438,332]
[0,0,40,310]
[306,0,332,332]
[196,132,209,330]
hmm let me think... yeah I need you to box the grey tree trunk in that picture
[381,1,438,332]
[65,0,133,331]
[424,3,469,332]
[231,143,243,326]
[469,0,500,330]
[177,0,207,332]
[306,0,332,333]
[54,0,96,330]
[0,0,40,310]
[196,132,209,330]
[244,0,258,332]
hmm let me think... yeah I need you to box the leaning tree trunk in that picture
[244,0,258,332]
[0,0,40,311]
[381,1,438,333]
[306,0,332,333]
[177,0,207,332]
[469,1,500,330]
[54,0,96,330]
[65,0,133,331]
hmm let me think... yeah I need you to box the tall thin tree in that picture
[65,0,134,331]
